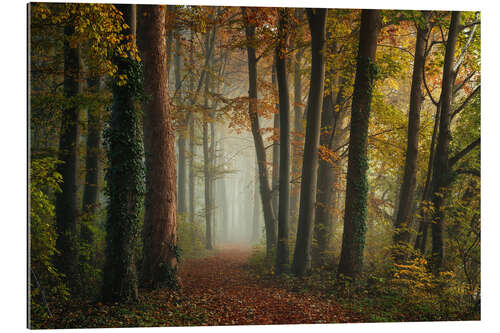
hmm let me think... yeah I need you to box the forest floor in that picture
[38,244,363,328]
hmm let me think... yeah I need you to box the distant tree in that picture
[337,9,381,281]
[292,8,328,276]
[139,4,179,289]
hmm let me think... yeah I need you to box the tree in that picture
[292,8,327,276]
[429,11,461,273]
[139,4,179,289]
[275,8,291,275]
[101,4,143,302]
[80,77,103,262]
[242,7,277,257]
[393,12,430,262]
[290,9,305,224]
[54,20,81,292]
[337,9,381,281]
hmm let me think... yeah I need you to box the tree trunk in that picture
[290,9,305,225]
[252,163,261,242]
[188,30,196,237]
[102,4,141,302]
[430,11,461,273]
[55,22,81,293]
[271,63,280,215]
[275,8,291,275]
[202,28,214,250]
[242,7,277,256]
[81,77,102,255]
[175,36,187,217]
[414,103,441,253]
[139,4,178,289]
[292,8,327,276]
[393,13,430,262]
[337,9,381,281]
[312,73,348,267]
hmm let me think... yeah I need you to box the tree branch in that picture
[449,137,480,167]
[451,85,480,120]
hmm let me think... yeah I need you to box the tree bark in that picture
[292,8,327,276]
[430,11,461,273]
[242,7,277,256]
[55,22,81,293]
[337,9,381,281]
[275,8,291,275]
[139,5,178,289]
[393,12,430,262]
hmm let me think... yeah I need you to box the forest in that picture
[28,2,481,328]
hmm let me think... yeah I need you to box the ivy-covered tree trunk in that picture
[393,12,430,262]
[242,7,277,257]
[139,4,179,289]
[102,4,142,303]
[337,9,381,281]
[54,22,81,293]
[275,8,291,275]
[430,11,461,273]
[292,8,327,276]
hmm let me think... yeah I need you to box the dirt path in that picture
[178,244,360,325]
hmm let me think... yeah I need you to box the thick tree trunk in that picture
[337,9,381,281]
[393,13,430,262]
[102,4,141,302]
[139,5,178,289]
[55,22,81,292]
[292,8,327,276]
[242,7,277,256]
[275,9,291,275]
[430,11,461,273]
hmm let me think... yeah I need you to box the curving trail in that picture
[178,244,361,326]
